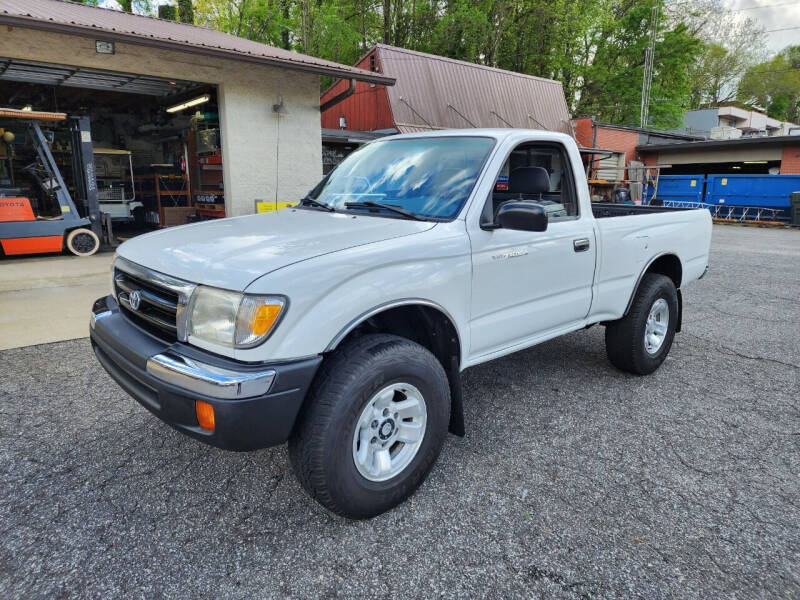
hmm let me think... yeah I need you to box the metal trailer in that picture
[0,109,101,256]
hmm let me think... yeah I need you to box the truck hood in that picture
[117,209,436,291]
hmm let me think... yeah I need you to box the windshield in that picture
[309,137,495,220]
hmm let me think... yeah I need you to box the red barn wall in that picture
[321,50,394,131]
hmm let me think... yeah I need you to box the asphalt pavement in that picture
[1,224,798,599]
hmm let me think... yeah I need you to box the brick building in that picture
[572,117,698,182]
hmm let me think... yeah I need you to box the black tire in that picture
[289,334,450,519]
[605,273,678,375]
[65,228,100,256]
[132,205,146,228]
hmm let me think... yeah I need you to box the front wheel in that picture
[605,273,678,375]
[288,334,450,519]
[65,228,100,256]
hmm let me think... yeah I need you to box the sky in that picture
[722,0,800,55]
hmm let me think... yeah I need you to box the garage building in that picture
[0,0,392,233]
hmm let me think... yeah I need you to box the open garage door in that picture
[1,58,227,253]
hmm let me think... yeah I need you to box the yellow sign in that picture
[255,200,275,213]
[721,178,727,186]
[690,180,696,187]
[256,200,298,213]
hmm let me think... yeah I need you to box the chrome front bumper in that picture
[145,352,275,400]
[90,294,322,451]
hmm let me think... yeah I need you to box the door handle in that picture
[573,238,590,252]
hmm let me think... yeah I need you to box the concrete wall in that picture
[0,26,323,217]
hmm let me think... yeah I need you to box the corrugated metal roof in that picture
[0,0,395,85]
[374,44,572,135]
[638,135,800,152]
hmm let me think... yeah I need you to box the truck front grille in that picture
[113,259,195,343]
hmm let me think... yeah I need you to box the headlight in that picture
[188,286,286,349]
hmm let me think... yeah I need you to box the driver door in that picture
[468,141,596,359]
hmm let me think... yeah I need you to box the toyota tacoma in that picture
[90,129,712,518]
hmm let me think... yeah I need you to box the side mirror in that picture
[495,201,548,232]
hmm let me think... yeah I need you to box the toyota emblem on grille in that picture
[129,290,142,311]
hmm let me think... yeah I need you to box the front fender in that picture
[238,222,472,363]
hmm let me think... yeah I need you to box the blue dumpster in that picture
[645,175,705,205]
[705,175,800,221]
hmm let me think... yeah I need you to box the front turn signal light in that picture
[252,303,282,336]
[195,400,216,431]
[234,296,285,347]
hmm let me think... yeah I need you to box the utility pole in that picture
[640,2,659,128]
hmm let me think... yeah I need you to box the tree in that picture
[158,4,178,20]
[113,0,154,14]
[575,0,702,129]
[178,0,195,24]
[670,0,766,108]
[190,0,704,130]
[738,46,800,123]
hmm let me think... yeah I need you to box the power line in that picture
[764,26,800,32]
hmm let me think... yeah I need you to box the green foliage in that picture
[738,46,800,123]
[158,4,178,20]
[178,0,195,24]
[115,0,155,14]
[679,0,766,109]
[189,0,711,130]
[574,1,701,129]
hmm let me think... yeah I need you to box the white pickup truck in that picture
[90,129,711,518]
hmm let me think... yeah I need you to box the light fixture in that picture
[743,161,767,164]
[95,40,115,54]
[732,166,742,170]
[166,94,211,114]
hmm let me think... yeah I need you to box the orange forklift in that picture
[0,108,101,257]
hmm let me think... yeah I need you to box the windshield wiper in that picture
[344,201,424,221]
[299,195,335,212]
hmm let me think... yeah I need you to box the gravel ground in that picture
[1,224,798,599]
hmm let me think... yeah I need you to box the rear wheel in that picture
[289,334,450,519]
[605,273,678,375]
[66,228,100,257]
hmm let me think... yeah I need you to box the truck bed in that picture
[591,202,695,218]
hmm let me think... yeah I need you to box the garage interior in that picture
[0,57,228,240]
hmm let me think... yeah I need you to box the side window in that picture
[482,142,579,225]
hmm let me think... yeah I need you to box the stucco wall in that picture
[0,26,323,217]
